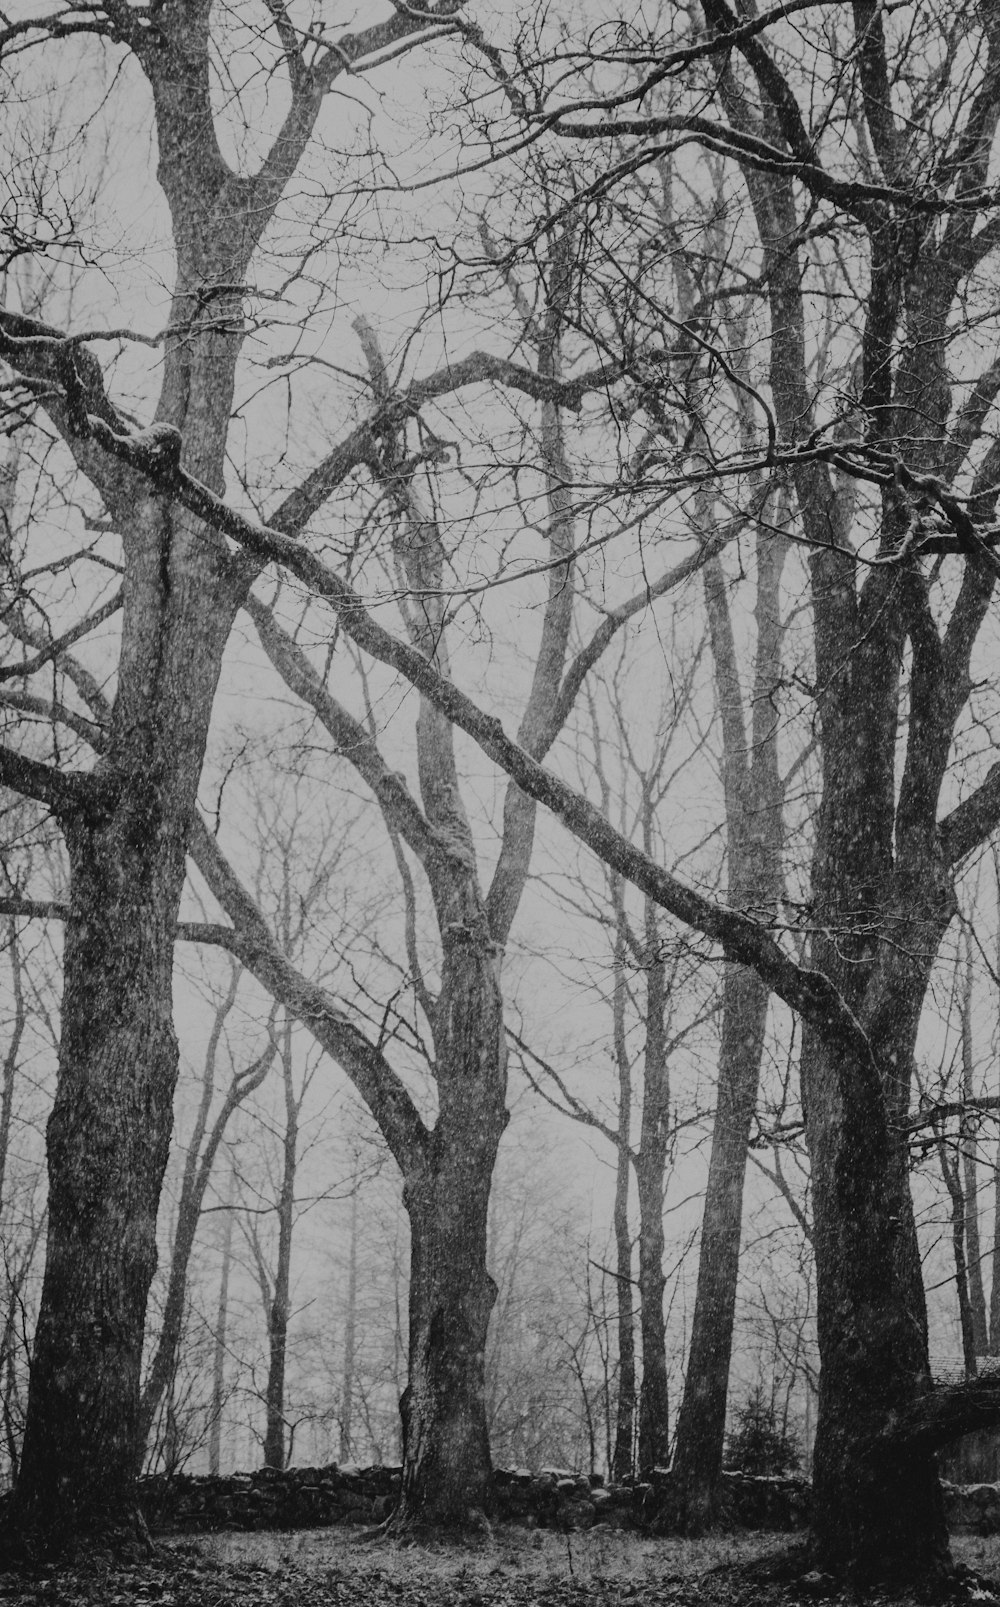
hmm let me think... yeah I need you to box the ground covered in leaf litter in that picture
[0,1526,998,1607]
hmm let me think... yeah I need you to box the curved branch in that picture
[187,816,429,1176]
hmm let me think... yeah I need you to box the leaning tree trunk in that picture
[669,966,769,1524]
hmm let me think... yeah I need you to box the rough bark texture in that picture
[208,1176,235,1478]
[611,915,636,1482]
[6,0,321,1542]
[339,1186,359,1463]
[13,561,240,1539]
[635,937,670,1475]
[263,1022,298,1471]
[400,1031,506,1523]
[670,968,769,1525]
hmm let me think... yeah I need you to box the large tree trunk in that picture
[398,939,507,1524]
[13,581,236,1539]
[803,1018,949,1582]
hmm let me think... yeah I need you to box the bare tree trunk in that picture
[399,964,507,1523]
[209,1170,236,1478]
[610,911,635,1482]
[937,1124,979,1378]
[803,1014,949,1581]
[636,905,670,1474]
[669,522,785,1528]
[13,582,237,1540]
[960,933,989,1354]
[263,1018,297,1470]
[340,1184,359,1464]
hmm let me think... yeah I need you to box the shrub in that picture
[724,1386,800,1478]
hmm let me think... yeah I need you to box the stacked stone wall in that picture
[137,1463,812,1535]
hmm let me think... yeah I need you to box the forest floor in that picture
[0,1525,998,1607]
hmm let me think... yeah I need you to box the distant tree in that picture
[137,962,276,1469]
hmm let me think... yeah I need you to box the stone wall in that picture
[137,1463,812,1535]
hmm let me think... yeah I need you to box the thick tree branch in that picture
[0,897,70,921]
[0,743,95,814]
[245,592,467,883]
[940,764,1000,866]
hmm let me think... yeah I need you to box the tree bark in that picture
[937,1122,978,1379]
[960,935,989,1355]
[339,1183,359,1464]
[209,1170,236,1478]
[670,967,769,1524]
[263,1019,297,1469]
[802,1016,949,1582]
[13,624,233,1539]
[636,930,670,1475]
[610,913,636,1482]
[669,515,785,1526]
[398,942,507,1523]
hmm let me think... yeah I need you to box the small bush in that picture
[724,1386,800,1478]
